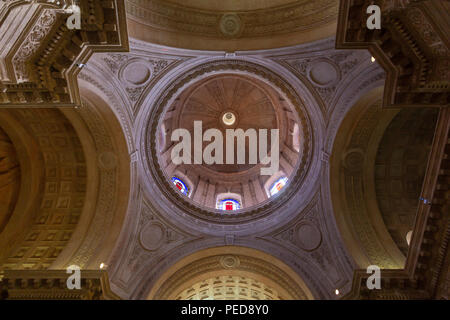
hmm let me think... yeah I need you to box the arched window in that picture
[269,177,288,196]
[216,199,241,211]
[171,176,189,196]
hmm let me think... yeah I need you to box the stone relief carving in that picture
[101,53,178,106]
[1,0,129,107]
[128,199,193,273]
[12,9,58,82]
[284,51,360,105]
[78,71,135,151]
[219,14,242,37]
[126,0,338,38]
[220,255,240,269]
[152,253,310,300]
[66,103,118,268]
[257,192,351,291]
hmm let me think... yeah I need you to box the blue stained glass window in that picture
[216,199,241,211]
[171,177,189,196]
[269,177,288,196]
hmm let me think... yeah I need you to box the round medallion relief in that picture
[120,60,152,86]
[220,255,240,269]
[97,151,118,171]
[343,149,365,172]
[219,14,242,37]
[140,223,165,251]
[295,222,322,251]
[307,59,340,88]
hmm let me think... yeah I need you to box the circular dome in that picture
[144,60,313,224]
[157,73,304,214]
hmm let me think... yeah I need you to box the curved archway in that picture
[50,83,133,270]
[146,246,315,300]
[0,109,86,270]
[330,87,404,269]
[330,86,439,269]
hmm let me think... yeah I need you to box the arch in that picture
[49,82,132,270]
[330,87,405,269]
[146,246,314,300]
[126,1,337,51]
[0,109,86,270]
[216,193,242,212]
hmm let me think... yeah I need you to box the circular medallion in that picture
[220,255,240,269]
[220,14,242,37]
[140,223,165,251]
[307,59,340,88]
[295,222,322,251]
[120,60,152,86]
[97,151,118,171]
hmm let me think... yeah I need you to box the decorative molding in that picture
[125,0,338,38]
[0,0,129,107]
[0,269,119,300]
[336,0,450,108]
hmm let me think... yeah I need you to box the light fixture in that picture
[100,263,106,269]
[335,289,340,295]
[222,112,236,126]
[371,56,376,63]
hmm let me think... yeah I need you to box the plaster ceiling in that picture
[0,127,20,234]
[125,0,339,50]
[163,0,299,11]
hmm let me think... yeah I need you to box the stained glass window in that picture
[217,199,241,211]
[171,177,189,196]
[269,177,288,196]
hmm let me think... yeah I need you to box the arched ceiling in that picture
[0,109,87,270]
[375,108,439,255]
[0,127,20,234]
[147,247,314,300]
[163,0,298,11]
[125,0,339,51]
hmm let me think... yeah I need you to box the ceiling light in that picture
[222,112,236,126]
